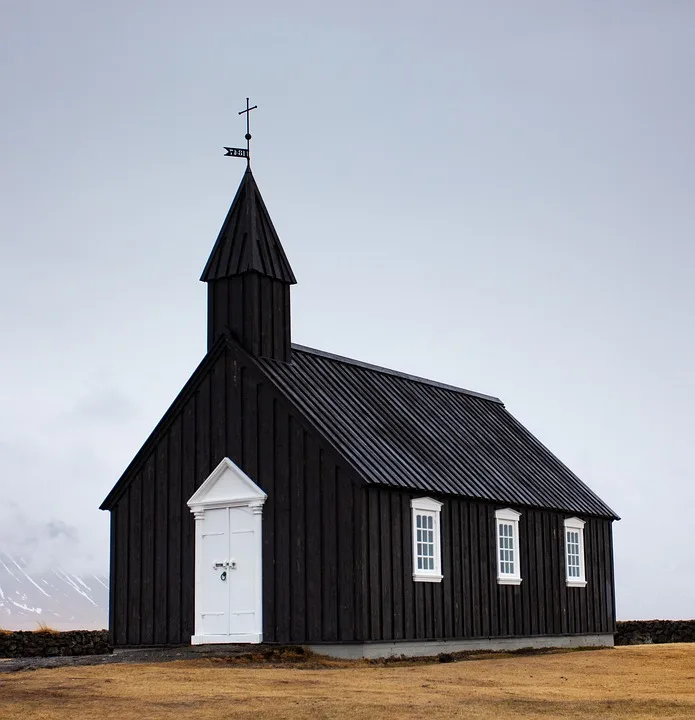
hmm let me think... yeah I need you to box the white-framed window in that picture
[411,497,443,582]
[564,517,587,587]
[495,508,522,585]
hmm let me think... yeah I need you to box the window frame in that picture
[495,508,522,585]
[410,497,443,583]
[564,517,587,587]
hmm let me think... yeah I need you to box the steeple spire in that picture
[203,104,297,361]
[200,169,296,284]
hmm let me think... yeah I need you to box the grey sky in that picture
[1,1,693,619]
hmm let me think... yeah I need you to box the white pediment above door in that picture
[187,457,267,512]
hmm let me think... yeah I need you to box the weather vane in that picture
[223,98,257,168]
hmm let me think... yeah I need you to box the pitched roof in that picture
[259,345,618,519]
[201,169,297,284]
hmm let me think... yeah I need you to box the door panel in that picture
[229,518,256,635]
[200,508,229,636]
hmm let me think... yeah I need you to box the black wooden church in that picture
[101,125,619,656]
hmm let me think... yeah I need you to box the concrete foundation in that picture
[308,633,615,659]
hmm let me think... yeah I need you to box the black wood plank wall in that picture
[109,343,361,646]
[361,487,616,641]
[207,276,291,361]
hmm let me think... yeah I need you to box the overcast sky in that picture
[1,1,693,620]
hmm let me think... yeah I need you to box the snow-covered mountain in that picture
[0,552,108,630]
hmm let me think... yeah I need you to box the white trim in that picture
[187,457,267,512]
[410,497,443,583]
[412,573,444,583]
[192,632,263,645]
[564,517,587,587]
[193,511,205,638]
[495,508,522,585]
[495,507,521,523]
[187,457,267,644]
[410,497,443,513]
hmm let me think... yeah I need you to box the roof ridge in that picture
[290,343,503,404]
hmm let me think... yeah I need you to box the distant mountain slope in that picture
[0,552,107,630]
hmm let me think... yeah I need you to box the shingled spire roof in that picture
[201,168,297,283]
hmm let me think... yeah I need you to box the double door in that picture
[198,505,259,642]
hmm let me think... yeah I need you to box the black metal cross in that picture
[223,98,258,167]
[239,97,257,167]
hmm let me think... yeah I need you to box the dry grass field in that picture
[1,643,694,719]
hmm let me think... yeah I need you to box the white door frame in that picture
[187,457,267,645]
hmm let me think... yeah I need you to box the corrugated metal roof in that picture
[260,345,618,519]
[201,169,297,284]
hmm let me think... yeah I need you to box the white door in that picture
[194,504,262,644]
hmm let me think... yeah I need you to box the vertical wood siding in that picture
[361,487,616,641]
[109,343,360,646]
[207,277,291,361]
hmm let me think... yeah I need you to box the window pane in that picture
[498,519,519,576]
[565,526,583,580]
[413,507,441,576]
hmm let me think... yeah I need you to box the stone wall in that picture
[0,630,112,658]
[615,620,695,646]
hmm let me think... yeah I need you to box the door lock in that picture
[220,571,227,581]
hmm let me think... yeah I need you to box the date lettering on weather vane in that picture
[223,147,249,158]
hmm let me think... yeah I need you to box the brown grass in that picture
[34,622,60,634]
[1,643,695,719]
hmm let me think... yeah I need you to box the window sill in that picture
[497,576,522,585]
[412,573,443,583]
[566,579,587,588]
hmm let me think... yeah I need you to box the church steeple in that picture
[201,168,297,360]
